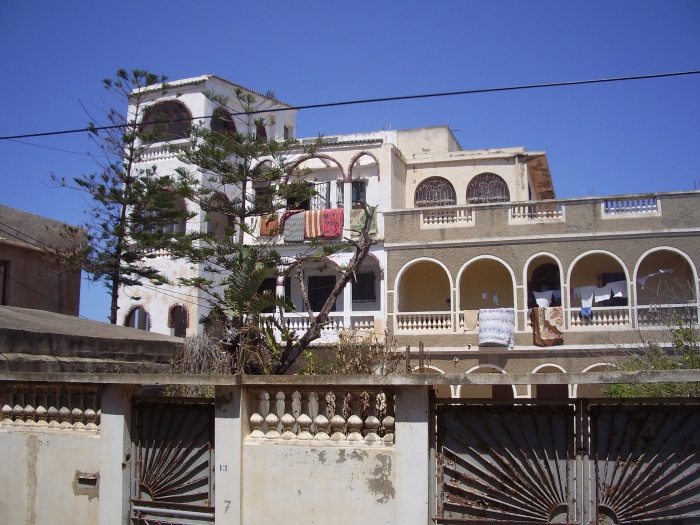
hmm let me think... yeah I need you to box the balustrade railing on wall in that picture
[247,388,395,444]
[1,384,100,430]
[137,141,189,163]
[421,207,473,227]
[510,203,564,221]
[396,312,452,332]
[603,197,659,216]
[569,306,631,329]
[636,304,699,327]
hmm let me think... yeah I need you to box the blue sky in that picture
[1,1,698,322]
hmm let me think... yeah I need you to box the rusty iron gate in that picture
[131,399,215,525]
[432,400,700,524]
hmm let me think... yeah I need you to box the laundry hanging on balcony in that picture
[305,209,324,237]
[322,208,343,237]
[282,210,304,242]
[531,307,564,346]
[478,308,515,348]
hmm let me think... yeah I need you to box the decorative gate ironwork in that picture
[433,400,700,524]
[132,399,215,525]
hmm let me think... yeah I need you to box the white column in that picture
[343,181,353,329]
[215,385,243,525]
[98,384,134,525]
[394,386,430,525]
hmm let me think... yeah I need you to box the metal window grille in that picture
[415,177,456,207]
[466,173,510,204]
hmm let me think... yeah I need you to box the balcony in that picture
[384,191,698,245]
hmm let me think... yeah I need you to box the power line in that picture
[1,70,698,141]
[6,138,93,157]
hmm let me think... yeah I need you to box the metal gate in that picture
[132,399,215,525]
[433,400,700,524]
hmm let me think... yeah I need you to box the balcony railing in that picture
[603,196,659,217]
[510,203,564,221]
[636,304,699,327]
[395,312,452,332]
[421,207,473,228]
[569,306,631,329]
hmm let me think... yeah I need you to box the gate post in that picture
[215,385,243,525]
[395,385,430,525]
[98,383,135,525]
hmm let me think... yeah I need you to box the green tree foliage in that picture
[50,70,193,323]
[606,314,700,397]
[173,88,376,374]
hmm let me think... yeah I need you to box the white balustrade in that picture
[396,312,452,332]
[603,197,659,216]
[636,304,699,327]
[0,384,100,431]
[247,388,395,445]
[569,307,631,328]
[510,203,564,221]
[421,207,473,227]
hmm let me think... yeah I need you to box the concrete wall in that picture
[0,428,100,525]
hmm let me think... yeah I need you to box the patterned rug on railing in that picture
[531,306,564,346]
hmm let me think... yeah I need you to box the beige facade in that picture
[0,205,81,316]
[121,76,700,399]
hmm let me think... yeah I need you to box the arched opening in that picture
[466,173,510,204]
[569,252,629,328]
[575,364,616,398]
[398,261,451,312]
[459,366,514,399]
[169,305,188,337]
[635,249,698,327]
[211,107,237,136]
[162,197,188,234]
[286,261,343,314]
[527,258,562,309]
[532,365,569,399]
[140,100,192,143]
[414,177,456,207]
[125,306,150,331]
[459,258,514,311]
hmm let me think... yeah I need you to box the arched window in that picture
[211,107,237,135]
[255,118,267,140]
[467,173,510,204]
[414,177,456,207]
[528,263,562,308]
[140,100,192,143]
[125,306,150,331]
[169,305,188,337]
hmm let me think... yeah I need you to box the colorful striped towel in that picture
[322,208,344,237]
[305,209,324,238]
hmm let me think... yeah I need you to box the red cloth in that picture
[322,208,343,237]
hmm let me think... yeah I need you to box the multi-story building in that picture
[119,76,700,397]
[0,205,82,315]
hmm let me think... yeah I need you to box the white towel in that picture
[609,280,627,298]
[533,290,553,308]
[579,286,595,307]
[594,286,611,303]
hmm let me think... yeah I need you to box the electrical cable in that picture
[1,70,698,141]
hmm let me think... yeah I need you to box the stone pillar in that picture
[98,384,134,525]
[215,385,243,525]
[394,385,430,525]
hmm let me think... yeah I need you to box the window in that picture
[140,101,192,143]
[466,173,510,204]
[528,263,561,308]
[211,107,237,135]
[288,181,330,211]
[125,306,150,331]
[338,180,368,207]
[415,177,456,207]
[283,125,292,140]
[0,261,8,305]
[169,305,188,337]
[598,272,628,307]
[308,275,336,312]
[255,118,267,140]
[353,271,376,303]
[352,180,367,207]
[257,277,291,313]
